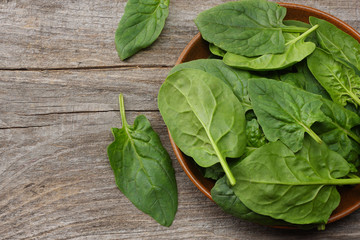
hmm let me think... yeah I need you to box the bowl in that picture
[169,2,360,225]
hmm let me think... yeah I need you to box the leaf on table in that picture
[115,0,170,60]
[107,95,177,227]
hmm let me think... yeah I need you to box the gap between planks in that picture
[0,64,172,71]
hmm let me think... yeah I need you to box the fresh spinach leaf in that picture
[232,137,360,225]
[280,61,330,99]
[158,69,247,185]
[107,94,177,227]
[248,78,327,152]
[195,0,307,57]
[309,17,360,71]
[313,98,360,160]
[246,119,266,148]
[307,48,360,107]
[169,59,255,112]
[209,43,226,57]
[223,25,318,71]
[115,0,170,60]
[203,163,224,180]
[211,176,292,226]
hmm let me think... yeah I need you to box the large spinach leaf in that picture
[313,98,360,160]
[248,78,327,152]
[169,59,255,112]
[307,48,360,107]
[232,138,359,225]
[115,0,170,60]
[280,61,330,99]
[107,94,177,227]
[158,69,247,185]
[223,25,318,71]
[309,17,360,71]
[194,0,307,57]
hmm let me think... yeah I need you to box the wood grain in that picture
[1,0,360,239]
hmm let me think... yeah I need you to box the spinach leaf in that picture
[223,25,318,71]
[203,163,224,180]
[115,0,170,60]
[248,78,327,152]
[307,48,360,107]
[313,98,360,160]
[280,61,330,99]
[232,137,359,225]
[209,43,226,57]
[169,59,255,112]
[211,176,292,226]
[309,17,360,71]
[194,0,307,57]
[246,119,266,148]
[158,69,247,185]
[107,94,177,227]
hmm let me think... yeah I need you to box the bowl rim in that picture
[169,2,360,225]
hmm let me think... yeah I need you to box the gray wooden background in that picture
[1,0,360,239]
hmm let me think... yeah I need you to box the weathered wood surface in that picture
[1,0,360,239]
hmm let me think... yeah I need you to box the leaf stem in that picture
[119,94,128,127]
[282,26,309,33]
[347,129,360,145]
[285,24,319,46]
[347,173,360,179]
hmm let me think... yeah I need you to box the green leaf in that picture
[209,43,226,57]
[203,163,224,180]
[309,17,360,71]
[232,138,356,225]
[246,119,266,148]
[115,0,170,60]
[169,59,255,112]
[280,61,330,99]
[211,177,291,226]
[223,25,318,71]
[307,48,360,107]
[194,0,307,57]
[313,98,360,160]
[158,69,247,185]
[248,78,327,152]
[107,94,177,227]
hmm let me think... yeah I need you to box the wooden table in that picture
[1,0,360,239]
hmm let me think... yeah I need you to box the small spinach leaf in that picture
[248,78,327,152]
[223,25,318,71]
[232,138,358,225]
[203,163,224,180]
[115,0,170,60]
[307,48,360,107]
[195,0,307,57]
[246,119,266,148]
[158,69,247,185]
[309,17,360,71]
[209,43,226,57]
[107,94,177,227]
[313,98,360,160]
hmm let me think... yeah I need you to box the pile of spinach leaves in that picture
[158,0,360,229]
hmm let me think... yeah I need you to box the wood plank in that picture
[0,0,359,69]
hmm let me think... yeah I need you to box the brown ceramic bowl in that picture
[169,2,360,225]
